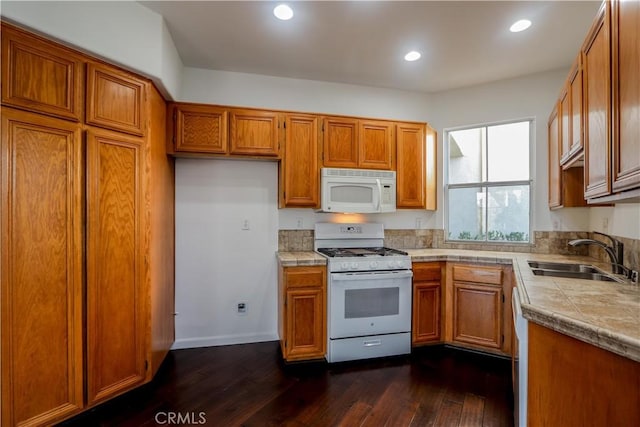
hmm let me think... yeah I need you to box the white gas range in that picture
[314,223,413,363]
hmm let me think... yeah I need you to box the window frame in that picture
[444,118,534,244]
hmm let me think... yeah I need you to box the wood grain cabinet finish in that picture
[412,263,442,345]
[322,117,395,170]
[170,103,228,154]
[1,24,84,122]
[280,114,320,207]
[86,62,147,136]
[559,84,571,160]
[445,264,512,354]
[1,108,84,426]
[230,109,280,157]
[278,266,327,362]
[561,56,584,167]
[359,120,394,170]
[86,128,146,405]
[1,25,175,426]
[548,105,562,208]
[582,2,612,199]
[548,104,586,209]
[322,117,359,168]
[528,322,640,426]
[611,0,640,193]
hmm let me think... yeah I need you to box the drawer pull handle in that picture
[363,340,382,347]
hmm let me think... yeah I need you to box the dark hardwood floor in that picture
[58,342,514,427]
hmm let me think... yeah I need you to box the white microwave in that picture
[320,168,396,213]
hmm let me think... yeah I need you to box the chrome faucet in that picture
[568,232,625,275]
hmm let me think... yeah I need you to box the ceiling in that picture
[140,1,601,93]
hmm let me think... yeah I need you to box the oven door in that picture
[329,270,412,339]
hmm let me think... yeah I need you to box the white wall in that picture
[590,206,640,240]
[1,0,183,99]
[173,159,279,348]
[428,69,591,233]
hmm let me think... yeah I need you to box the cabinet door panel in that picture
[86,63,146,136]
[396,123,426,208]
[359,120,393,170]
[583,5,611,199]
[282,114,319,207]
[412,282,441,344]
[173,104,228,153]
[452,283,502,349]
[230,109,279,156]
[1,25,84,121]
[323,117,358,168]
[86,129,146,404]
[1,109,83,425]
[569,61,583,156]
[560,86,571,159]
[612,0,640,192]
[285,288,326,360]
[548,106,562,208]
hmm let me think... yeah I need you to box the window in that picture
[446,120,531,243]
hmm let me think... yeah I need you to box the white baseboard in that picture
[171,332,279,350]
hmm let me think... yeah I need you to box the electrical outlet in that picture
[237,302,247,315]
[296,217,303,229]
[602,217,609,233]
[241,219,250,230]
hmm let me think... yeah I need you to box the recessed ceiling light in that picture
[404,51,421,62]
[274,4,293,21]
[510,19,532,33]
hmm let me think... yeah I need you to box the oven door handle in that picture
[331,270,413,281]
[376,178,382,212]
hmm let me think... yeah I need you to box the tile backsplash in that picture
[278,229,640,272]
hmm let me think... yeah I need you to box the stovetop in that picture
[317,247,408,258]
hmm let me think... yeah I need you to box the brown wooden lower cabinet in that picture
[412,262,443,345]
[528,322,640,426]
[443,263,512,356]
[278,265,327,361]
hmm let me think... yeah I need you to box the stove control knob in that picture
[388,260,397,269]
[351,262,359,270]
[370,261,378,269]
[341,262,349,270]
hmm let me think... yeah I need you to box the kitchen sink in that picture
[527,261,601,274]
[527,261,624,283]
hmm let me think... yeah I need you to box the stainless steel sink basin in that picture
[530,269,623,282]
[527,261,601,274]
[527,260,624,283]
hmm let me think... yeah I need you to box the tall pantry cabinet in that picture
[0,23,175,427]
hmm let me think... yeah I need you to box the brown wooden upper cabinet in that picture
[86,62,147,136]
[583,2,612,200]
[582,0,640,202]
[322,117,394,170]
[610,0,640,195]
[548,102,587,209]
[560,55,584,167]
[1,24,85,122]
[168,103,280,158]
[230,109,280,157]
[170,103,229,154]
[280,114,320,208]
[396,122,436,210]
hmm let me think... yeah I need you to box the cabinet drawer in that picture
[452,265,502,285]
[284,266,326,288]
[412,263,441,281]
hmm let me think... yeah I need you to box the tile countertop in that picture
[277,249,640,362]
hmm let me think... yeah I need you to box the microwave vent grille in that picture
[322,168,395,179]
